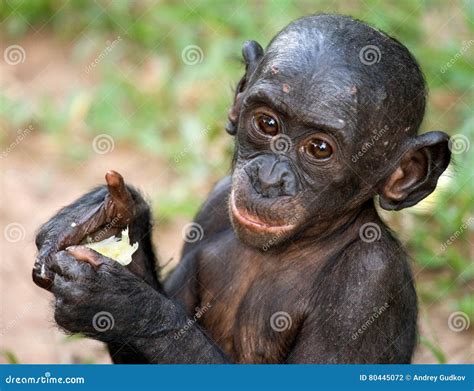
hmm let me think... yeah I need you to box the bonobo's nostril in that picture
[245,155,298,197]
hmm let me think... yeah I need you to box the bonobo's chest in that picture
[196,229,320,363]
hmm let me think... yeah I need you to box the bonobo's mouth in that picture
[230,191,296,235]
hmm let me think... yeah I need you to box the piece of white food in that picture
[84,227,138,266]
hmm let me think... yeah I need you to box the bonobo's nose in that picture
[244,155,298,197]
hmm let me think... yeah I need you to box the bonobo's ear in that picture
[379,131,451,211]
[225,40,264,136]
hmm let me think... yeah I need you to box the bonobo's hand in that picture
[33,171,158,291]
[50,246,229,364]
[50,246,157,342]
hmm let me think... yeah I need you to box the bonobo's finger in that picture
[66,245,110,269]
[105,170,135,224]
[50,273,74,296]
[58,171,136,241]
[50,250,94,279]
[32,255,55,290]
[105,170,131,206]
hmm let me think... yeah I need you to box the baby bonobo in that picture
[33,14,451,363]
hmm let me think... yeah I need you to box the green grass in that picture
[420,337,447,364]
[1,350,19,364]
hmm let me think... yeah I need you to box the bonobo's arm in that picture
[163,176,232,312]
[47,247,228,363]
[286,238,417,364]
[34,172,229,363]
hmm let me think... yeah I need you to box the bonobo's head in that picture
[226,14,451,249]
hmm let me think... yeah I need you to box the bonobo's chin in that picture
[229,191,297,250]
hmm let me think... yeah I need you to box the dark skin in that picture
[32,14,451,363]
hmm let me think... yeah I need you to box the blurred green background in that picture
[0,0,472,363]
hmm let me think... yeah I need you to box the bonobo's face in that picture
[229,65,363,249]
[227,15,451,250]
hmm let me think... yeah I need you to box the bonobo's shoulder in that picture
[195,176,231,227]
[337,223,410,285]
[307,225,416,342]
[181,176,232,255]
[205,176,232,204]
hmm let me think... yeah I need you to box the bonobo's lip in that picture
[230,191,296,234]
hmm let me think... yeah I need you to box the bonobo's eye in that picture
[253,112,279,136]
[302,137,334,160]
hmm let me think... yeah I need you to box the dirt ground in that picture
[0,33,472,364]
